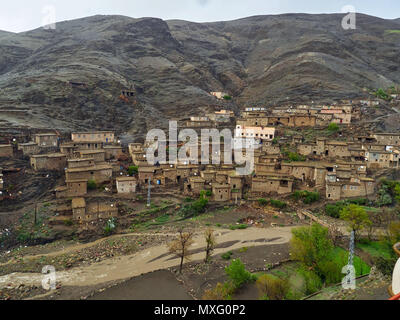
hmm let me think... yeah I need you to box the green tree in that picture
[290,224,333,271]
[225,259,254,289]
[340,204,372,240]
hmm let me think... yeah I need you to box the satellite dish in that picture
[393,258,400,295]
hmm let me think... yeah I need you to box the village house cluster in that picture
[1,97,399,225]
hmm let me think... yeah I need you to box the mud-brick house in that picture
[30,153,67,171]
[138,166,161,184]
[33,133,59,147]
[55,179,88,198]
[71,131,115,144]
[128,143,143,156]
[0,145,14,158]
[348,146,367,161]
[373,133,400,146]
[320,109,351,124]
[176,165,199,183]
[212,183,231,202]
[162,167,178,184]
[131,151,148,166]
[67,158,95,169]
[365,150,399,169]
[18,142,39,156]
[65,164,112,184]
[262,144,281,155]
[184,176,206,196]
[229,174,243,200]
[297,138,351,158]
[72,197,86,222]
[316,113,333,126]
[86,202,118,220]
[60,143,77,157]
[200,169,217,183]
[103,145,124,160]
[326,174,375,201]
[116,177,137,194]
[254,163,277,176]
[251,175,294,195]
[76,150,106,163]
[288,115,316,127]
[282,162,326,187]
[215,172,229,184]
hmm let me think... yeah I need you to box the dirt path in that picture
[0,232,180,266]
[0,226,293,289]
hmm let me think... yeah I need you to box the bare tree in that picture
[168,228,194,274]
[204,228,217,263]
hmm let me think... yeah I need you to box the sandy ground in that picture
[0,226,293,292]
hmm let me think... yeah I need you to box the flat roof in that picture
[34,133,58,136]
[72,131,114,134]
[31,153,66,158]
[68,158,94,162]
[72,197,86,208]
[116,176,137,182]
[79,150,105,154]
[66,164,112,173]
[66,179,89,183]
[19,142,37,146]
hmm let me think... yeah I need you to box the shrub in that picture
[256,274,290,300]
[293,191,320,204]
[325,199,370,218]
[128,166,138,176]
[64,219,73,226]
[270,199,287,209]
[373,255,398,276]
[287,152,306,162]
[328,122,339,132]
[180,196,208,217]
[325,203,345,218]
[258,198,269,206]
[221,251,233,260]
[297,267,323,295]
[229,224,248,230]
[225,259,254,289]
[202,282,234,300]
[375,88,392,101]
[87,180,97,190]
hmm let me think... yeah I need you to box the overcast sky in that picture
[1,0,399,33]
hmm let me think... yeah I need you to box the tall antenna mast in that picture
[147,177,151,207]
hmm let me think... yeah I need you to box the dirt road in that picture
[0,226,293,290]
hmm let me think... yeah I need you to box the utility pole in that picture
[348,230,355,267]
[147,177,151,207]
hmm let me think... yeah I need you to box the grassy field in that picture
[385,29,400,34]
[357,241,393,259]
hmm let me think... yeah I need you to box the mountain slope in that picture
[0,13,400,137]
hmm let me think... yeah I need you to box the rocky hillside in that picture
[0,13,400,138]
